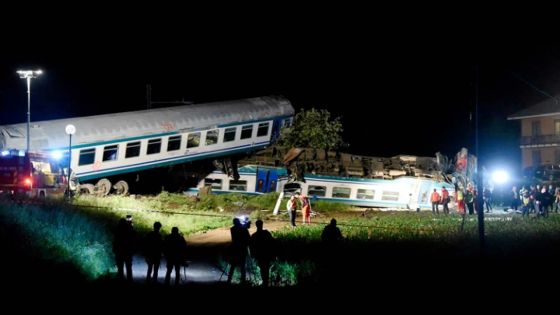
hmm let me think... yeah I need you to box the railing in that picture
[521,134,560,146]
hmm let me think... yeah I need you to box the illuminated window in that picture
[257,122,269,137]
[229,180,247,191]
[241,125,253,139]
[187,132,200,148]
[206,130,219,146]
[223,127,236,142]
[78,148,95,166]
[167,136,181,151]
[102,145,118,161]
[147,139,162,155]
[332,187,351,198]
[308,185,326,197]
[357,189,375,200]
[125,142,141,158]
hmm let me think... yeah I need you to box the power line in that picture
[510,71,554,99]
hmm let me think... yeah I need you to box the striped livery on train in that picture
[0,96,294,196]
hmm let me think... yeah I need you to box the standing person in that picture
[483,187,493,213]
[250,220,276,287]
[144,221,163,283]
[287,192,299,227]
[164,227,188,285]
[511,186,518,211]
[300,194,312,224]
[441,187,450,215]
[430,188,440,214]
[113,217,136,282]
[227,218,250,284]
[321,218,343,245]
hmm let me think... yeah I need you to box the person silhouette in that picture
[144,221,163,283]
[113,217,136,281]
[321,218,343,245]
[227,218,250,284]
[250,220,276,287]
[164,227,188,285]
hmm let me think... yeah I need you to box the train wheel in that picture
[95,178,112,196]
[78,184,95,195]
[113,180,129,195]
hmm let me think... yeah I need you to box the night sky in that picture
[2,27,560,177]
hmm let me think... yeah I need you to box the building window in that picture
[206,129,218,146]
[555,120,560,135]
[147,139,162,155]
[229,180,247,191]
[308,185,326,197]
[332,187,351,198]
[532,150,542,167]
[357,189,375,200]
[102,145,118,162]
[382,191,400,201]
[532,121,541,136]
[555,149,560,164]
[125,142,141,158]
[187,132,200,148]
[167,136,181,151]
[223,127,236,142]
[257,122,269,137]
[78,148,95,166]
[204,178,222,190]
[241,125,253,139]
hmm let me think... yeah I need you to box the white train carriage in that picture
[190,165,455,210]
[0,96,294,195]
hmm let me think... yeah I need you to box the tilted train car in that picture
[0,96,294,196]
[189,165,455,210]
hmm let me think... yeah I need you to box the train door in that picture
[256,168,280,193]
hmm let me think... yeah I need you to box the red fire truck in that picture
[0,149,67,198]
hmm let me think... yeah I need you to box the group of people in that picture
[112,215,187,285]
[511,184,560,217]
[287,192,312,227]
[113,213,344,287]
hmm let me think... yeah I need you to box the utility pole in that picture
[475,65,485,252]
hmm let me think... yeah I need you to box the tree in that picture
[279,108,344,151]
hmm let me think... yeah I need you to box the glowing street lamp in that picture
[65,124,76,200]
[17,69,43,153]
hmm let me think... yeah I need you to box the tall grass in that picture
[0,202,114,280]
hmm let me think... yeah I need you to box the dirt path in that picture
[187,219,290,245]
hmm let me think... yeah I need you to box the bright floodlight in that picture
[492,170,509,184]
[65,124,76,135]
[51,151,63,160]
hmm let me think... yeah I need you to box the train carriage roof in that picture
[0,96,294,151]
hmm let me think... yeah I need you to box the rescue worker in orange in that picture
[430,188,441,214]
[300,194,312,224]
[441,187,450,215]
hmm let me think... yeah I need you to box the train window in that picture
[102,145,119,162]
[357,189,375,200]
[204,178,222,190]
[381,191,400,201]
[283,118,293,128]
[241,125,253,139]
[206,129,219,146]
[229,180,247,191]
[125,142,141,158]
[167,136,181,151]
[283,182,301,196]
[257,122,269,137]
[223,127,236,142]
[147,139,162,155]
[308,185,326,197]
[187,132,200,148]
[332,187,351,198]
[78,148,95,166]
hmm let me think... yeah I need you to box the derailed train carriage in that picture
[190,163,456,211]
[0,96,294,196]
